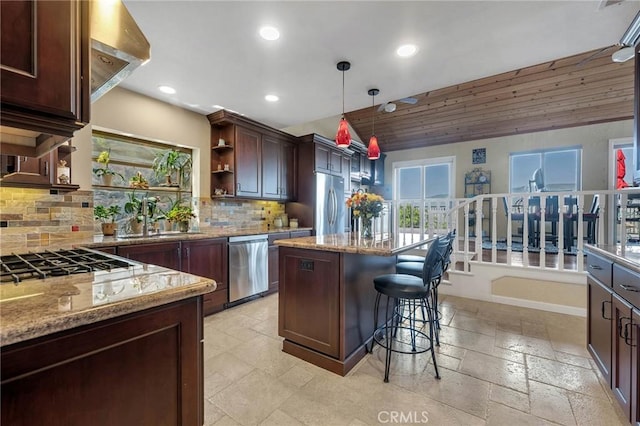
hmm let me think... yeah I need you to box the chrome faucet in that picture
[141,197,149,237]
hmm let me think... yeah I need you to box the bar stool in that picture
[395,231,454,343]
[371,237,442,382]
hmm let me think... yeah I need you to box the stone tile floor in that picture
[203,294,629,425]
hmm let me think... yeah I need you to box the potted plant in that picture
[124,192,158,234]
[93,149,123,186]
[166,203,196,232]
[152,149,191,187]
[129,171,149,189]
[94,205,121,236]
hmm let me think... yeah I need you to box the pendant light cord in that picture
[371,93,375,135]
[342,69,345,118]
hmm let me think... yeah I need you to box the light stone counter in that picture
[0,260,216,346]
[275,232,434,256]
[0,226,313,255]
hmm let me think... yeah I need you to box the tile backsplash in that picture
[198,198,285,229]
[0,187,289,248]
[0,188,94,247]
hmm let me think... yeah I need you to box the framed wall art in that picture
[472,148,486,164]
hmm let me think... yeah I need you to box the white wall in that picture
[384,120,634,196]
[71,87,211,196]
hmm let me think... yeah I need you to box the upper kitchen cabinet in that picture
[298,134,353,178]
[0,0,90,157]
[262,135,296,201]
[207,110,297,201]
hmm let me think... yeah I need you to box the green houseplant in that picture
[93,149,123,186]
[94,205,121,236]
[152,149,192,188]
[124,192,158,234]
[166,203,196,232]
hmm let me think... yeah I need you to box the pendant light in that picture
[367,88,381,160]
[335,61,351,148]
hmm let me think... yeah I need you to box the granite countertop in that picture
[0,259,216,347]
[275,232,435,256]
[585,244,640,274]
[1,226,313,254]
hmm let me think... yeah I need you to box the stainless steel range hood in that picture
[90,0,151,102]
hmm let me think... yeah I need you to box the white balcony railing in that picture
[379,188,640,274]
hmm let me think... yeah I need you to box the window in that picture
[394,157,455,234]
[91,130,193,234]
[509,147,582,192]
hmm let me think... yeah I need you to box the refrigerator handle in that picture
[332,188,338,226]
[330,188,336,225]
[326,188,333,226]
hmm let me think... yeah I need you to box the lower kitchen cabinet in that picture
[586,248,640,424]
[267,232,290,294]
[93,246,117,255]
[268,230,312,295]
[182,238,228,315]
[612,292,633,417]
[587,276,613,385]
[119,239,229,315]
[118,242,181,271]
[279,248,340,358]
[1,297,204,426]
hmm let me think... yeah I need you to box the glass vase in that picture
[360,216,373,239]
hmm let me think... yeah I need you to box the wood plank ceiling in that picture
[345,46,635,152]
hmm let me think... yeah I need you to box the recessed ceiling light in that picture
[158,85,176,94]
[396,44,418,58]
[265,94,279,102]
[259,26,280,41]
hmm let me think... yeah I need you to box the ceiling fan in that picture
[378,96,418,113]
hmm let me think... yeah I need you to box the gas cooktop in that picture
[0,248,133,284]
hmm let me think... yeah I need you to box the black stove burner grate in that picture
[0,248,133,284]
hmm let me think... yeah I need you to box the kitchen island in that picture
[276,232,434,375]
[0,250,215,426]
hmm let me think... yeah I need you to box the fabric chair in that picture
[371,237,442,382]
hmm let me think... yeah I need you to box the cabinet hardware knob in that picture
[588,264,602,270]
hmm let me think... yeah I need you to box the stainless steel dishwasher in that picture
[228,234,268,303]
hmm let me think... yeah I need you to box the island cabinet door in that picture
[632,308,639,426]
[587,276,613,385]
[278,247,340,358]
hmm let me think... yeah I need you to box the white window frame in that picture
[392,156,456,237]
[509,146,582,193]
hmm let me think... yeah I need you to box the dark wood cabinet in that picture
[182,238,228,315]
[262,136,295,201]
[0,0,89,142]
[0,153,52,186]
[1,297,204,426]
[586,248,640,424]
[342,155,351,195]
[588,276,613,385]
[235,126,262,198]
[612,292,634,418]
[118,242,181,271]
[632,308,640,426]
[208,110,297,200]
[94,246,117,255]
[314,143,346,177]
[279,247,340,358]
[267,232,290,294]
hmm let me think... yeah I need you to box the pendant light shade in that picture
[367,88,381,160]
[367,135,380,160]
[335,61,351,148]
[336,118,351,148]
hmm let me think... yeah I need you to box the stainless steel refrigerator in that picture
[315,172,345,235]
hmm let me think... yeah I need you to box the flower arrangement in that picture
[346,191,384,219]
